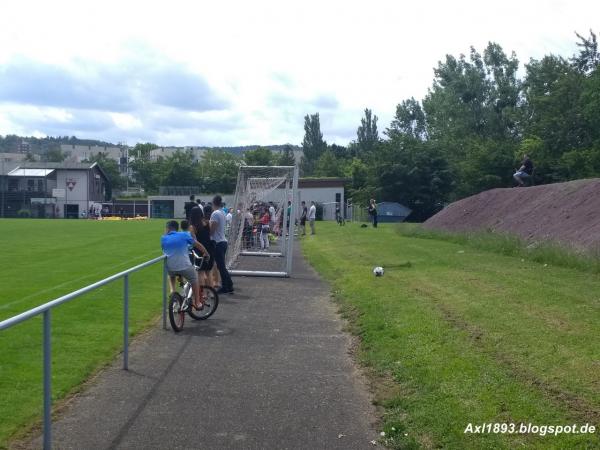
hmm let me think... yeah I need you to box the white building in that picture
[4,162,109,218]
[147,178,346,221]
[149,147,207,162]
[60,144,125,163]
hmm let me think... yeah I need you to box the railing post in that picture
[162,259,168,330]
[123,274,129,370]
[43,310,51,450]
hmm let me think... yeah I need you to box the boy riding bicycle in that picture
[161,220,208,310]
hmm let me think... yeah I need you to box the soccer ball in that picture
[373,266,384,276]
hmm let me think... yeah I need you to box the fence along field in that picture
[0,219,162,445]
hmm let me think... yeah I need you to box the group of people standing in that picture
[161,195,235,312]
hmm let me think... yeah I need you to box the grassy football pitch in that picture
[0,219,164,446]
[303,222,599,449]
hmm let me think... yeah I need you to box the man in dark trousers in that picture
[368,199,378,228]
[209,195,234,294]
[184,195,197,220]
[513,155,534,187]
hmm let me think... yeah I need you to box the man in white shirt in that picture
[308,201,317,235]
[209,195,234,294]
[268,203,276,229]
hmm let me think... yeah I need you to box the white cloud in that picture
[0,0,598,146]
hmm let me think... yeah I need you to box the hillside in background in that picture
[0,134,300,155]
[424,179,600,252]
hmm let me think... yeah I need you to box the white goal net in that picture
[226,165,299,277]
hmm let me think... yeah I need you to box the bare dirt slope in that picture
[424,178,600,252]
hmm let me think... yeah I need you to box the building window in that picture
[27,179,35,191]
[37,179,44,192]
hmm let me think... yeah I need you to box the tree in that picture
[356,108,379,156]
[387,98,427,141]
[243,147,274,166]
[46,147,68,162]
[314,149,345,177]
[375,138,453,221]
[130,158,165,194]
[277,144,297,166]
[24,152,37,162]
[572,30,600,74]
[198,149,241,193]
[422,42,521,197]
[300,113,327,175]
[161,151,198,187]
[521,55,588,183]
[344,157,373,206]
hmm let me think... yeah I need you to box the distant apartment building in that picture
[149,146,207,162]
[60,144,129,176]
[17,140,31,153]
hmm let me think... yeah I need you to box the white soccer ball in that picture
[373,266,384,276]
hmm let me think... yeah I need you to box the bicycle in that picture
[168,254,219,332]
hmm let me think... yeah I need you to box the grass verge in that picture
[0,219,164,447]
[302,222,599,449]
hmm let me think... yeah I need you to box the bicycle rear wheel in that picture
[188,286,219,320]
[168,292,185,332]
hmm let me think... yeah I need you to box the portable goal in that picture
[226,165,299,277]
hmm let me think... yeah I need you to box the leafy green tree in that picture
[387,98,427,141]
[314,149,345,177]
[423,42,521,197]
[521,55,587,182]
[375,137,452,221]
[277,144,296,166]
[161,151,198,187]
[300,113,327,175]
[46,147,68,162]
[198,149,241,193]
[572,30,600,74]
[24,152,37,162]
[328,144,349,160]
[243,147,274,166]
[130,158,165,194]
[344,157,373,206]
[356,108,379,156]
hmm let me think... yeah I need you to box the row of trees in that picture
[298,30,600,220]
[86,143,297,198]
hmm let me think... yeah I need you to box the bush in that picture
[17,209,31,218]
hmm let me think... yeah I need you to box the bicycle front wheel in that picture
[188,286,219,320]
[168,292,185,332]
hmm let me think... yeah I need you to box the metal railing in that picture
[0,255,168,450]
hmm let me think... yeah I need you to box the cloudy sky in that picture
[0,0,598,147]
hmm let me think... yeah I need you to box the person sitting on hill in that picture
[513,155,534,187]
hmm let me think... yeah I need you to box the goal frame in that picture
[228,165,299,278]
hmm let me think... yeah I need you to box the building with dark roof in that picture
[0,162,109,218]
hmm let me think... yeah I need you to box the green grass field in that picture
[302,222,599,449]
[0,219,164,446]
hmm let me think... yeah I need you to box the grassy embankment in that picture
[302,222,599,449]
[0,219,164,447]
